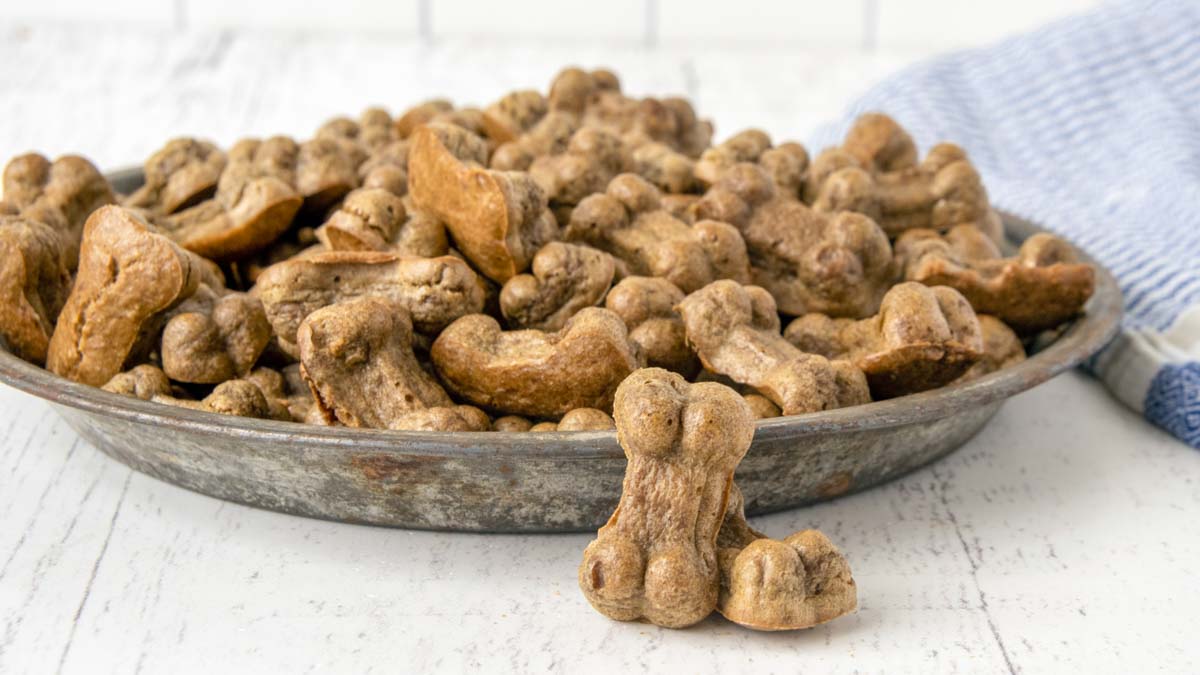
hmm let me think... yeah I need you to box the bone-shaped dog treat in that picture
[431,307,641,418]
[677,280,871,415]
[783,282,984,398]
[579,367,754,628]
[316,107,399,153]
[547,67,620,114]
[357,140,409,196]
[153,379,276,419]
[842,112,918,172]
[565,173,751,293]
[102,364,174,400]
[314,188,408,251]
[529,407,616,432]
[716,484,858,631]
[240,366,303,422]
[630,142,696,195]
[689,163,893,318]
[0,217,73,364]
[160,285,272,384]
[499,242,615,331]
[252,250,485,356]
[1,153,116,269]
[895,224,1095,333]
[123,138,227,216]
[954,315,1026,383]
[388,405,492,432]
[604,276,698,377]
[297,296,457,429]
[46,206,210,386]
[296,136,368,212]
[694,129,773,186]
[490,111,580,171]
[813,142,992,238]
[482,90,549,145]
[408,123,559,283]
[528,127,628,212]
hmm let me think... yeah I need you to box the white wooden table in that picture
[1,25,1198,674]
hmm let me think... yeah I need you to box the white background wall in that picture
[1,0,1099,50]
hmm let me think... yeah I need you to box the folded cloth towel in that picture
[809,0,1200,448]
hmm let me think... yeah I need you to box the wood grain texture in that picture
[0,25,1196,674]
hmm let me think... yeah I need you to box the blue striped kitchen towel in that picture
[809,0,1200,447]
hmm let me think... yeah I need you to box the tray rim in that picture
[0,181,1124,459]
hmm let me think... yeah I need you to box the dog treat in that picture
[499,242,615,331]
[314,187,408,251]
[357,140,410,196]
[123,138,227,216]
[387,405,492,432]
[491,111,580,171]
[895,224,1095,333]
[604,276,698,377]
[694,129,772,186]
[240,366,301,421]
[547,67,620,114]
[46,206,211,386]
[690,162,893,317]
[101,364,174,400]
[783,282,984,398]
[316,107,399,153]
[529,408,616,432]
[431,307,641,418]
[842,112,917,172]
[565,173,751,293]
[579,368,754,628]
[716,484,858,630]
[154,378,275,419]
[297,296,454,429]
[678,280,871,415]
[529,127,628,212]
[1,153,116,269]
[0,217,73,364]
[408,123,558,283]
[160,286,272,384]
[630,142,697,194]
[483,90,549,145]
[492,415,534,432]
[742,393,780,419]
[955,314,1026,383]
[252,250,485,355]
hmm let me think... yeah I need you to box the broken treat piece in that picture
[677,280,871,415]
[604,276,698,377]
[46,206,209,386]
[689,162,893,317]
[101,364,174,400]
[565,173,751,293]
[408,123,558,283]
[252,250,485,355]
[783,282,984,398]
[123,138,226,215]
[954,315,1026,383]
[0,217,73,364]
[529,408,616,432]
[160,286,272,384]
[579,367,754,628]
[499,242,615,331]
[1,153,116,269]
[716,484,858,631]
[895,224,1095,333]
[298,296,456,429]
[431,307,641,418]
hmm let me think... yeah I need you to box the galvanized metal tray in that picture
[0,168,1123,532]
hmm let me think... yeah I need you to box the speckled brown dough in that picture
[716,484,858,631]
[297,296,455,429]
[46,206,210,387]
[408,123,559,283]
[160,286,272,384]
[895,224,1095,333]
[123,138,226,216]
[689,162,893,318]
[0,217,72,364]
[954,315,1026,383]
[604,276,698,377]
[565,173,751,293]
[431,307,642,418]
[1,153,116,269]
[252,250,485,356]
[499,242,615,331]
[783,282,984,399]
[677,280,871,415]
[578,368,754,628]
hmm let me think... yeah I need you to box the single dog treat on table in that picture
[578,368,754,628]
[1,153,116,269]
[783,282,984,398]
[46,205,214,387]
[251,250,485,356]
[431,307,642,418]
[689,162,893,318]
[160,286,272,384]
[0,216,73,364]
[716,484,857,630]
[408,122,558,283]
[297,295,456,429]
[677,280,871,415]
[122,138,226,216]
[499,241,615,331]
[604,276,698,378]
[895,224,1095,333]
[564,173,751,293]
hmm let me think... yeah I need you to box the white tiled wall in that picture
[1,0,1101,49]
